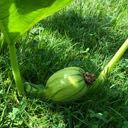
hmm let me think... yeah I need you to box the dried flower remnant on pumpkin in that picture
[84,72,96,85]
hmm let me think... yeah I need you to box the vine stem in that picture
[0,21,24,96]
[91,39,128,91]
[8,42,24,96]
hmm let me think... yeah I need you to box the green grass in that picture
[0,0,128,127]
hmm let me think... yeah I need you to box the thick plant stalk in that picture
[8,42,24,96]
[0,21,24,95]
[91,39,128,91]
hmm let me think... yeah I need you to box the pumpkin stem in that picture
[91,39,128,92]
[24,82,45,98]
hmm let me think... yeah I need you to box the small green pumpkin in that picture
[44,67,90,102]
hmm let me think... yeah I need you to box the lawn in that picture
[0,0,128,127]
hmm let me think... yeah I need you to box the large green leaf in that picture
[0,0,71,42]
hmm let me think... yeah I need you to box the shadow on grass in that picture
[20,39,98,85]
[19,9,127,85]
[42,10,127,55]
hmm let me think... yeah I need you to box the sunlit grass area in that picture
[0,0,128,127]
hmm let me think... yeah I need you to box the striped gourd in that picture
[44,67,89,102]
